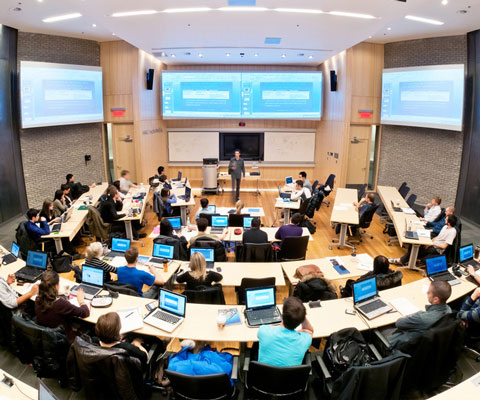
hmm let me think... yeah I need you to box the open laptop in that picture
[151,243,175,265]
[166,216,182,232]
[39,379,60,400]
[104,238,131,260]
[2,241,20,265]
[426,255,460,286]
[178,186,191,202]
[353,277,392,320]
[390,200,402,213]
[190,247,215,269]
[243,217,253,230]
[144,289,186,333]
[207,205,217,213]
[71,265,104,300]
[171,171,182,182]
[244,286,282,327]
[459,243,480,270]
[211,215,228,233]
[51,207,74,233]
[285,176,294,186]
[15,251,48,282]
[404,219,418,240]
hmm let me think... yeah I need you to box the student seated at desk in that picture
[0,274,38,312]
[390,215,458,267]
[156,165,165,178]
[84,242,117,283]
[290,180,311,202]
[196,198,212,221]
[421,196,442,223]
[298,171,313,192]
[119,170,137,194]
[258,296,313,367]
[243,217,268,244]
[160,188,177,217]
[112,180,126,200]
[426,206,454,237]
[275,213,303,243]
[35,271,90,344]
[387,280,452,348]
[61,184,73,208]
[189,218,228,247]
[40,199,61,225]
[335,193,376,235]
[66,173,94,200]
[176,252,223,290]
[53,189,68,218]
[25,208,50,243]
[159,174,172,190]
[116,247,164,298]
[458,286,480,335]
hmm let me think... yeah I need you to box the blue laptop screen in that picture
[11,242,20,257]
[207,205,216,213]
[243,217,253,228]
[26,251,47,270]
[459,244,473,263]
[426,255,448,275]
[246,287,275,309]
[285,176,293,185]
[191,248,214,262]
[82,266,104,286]
[111,238,130,252]
[166,217,181,229]
[177,171,182,180]
[212,215,228,227]
[353,277,377,303]
[159,289,186,317]
[153,243,174,259]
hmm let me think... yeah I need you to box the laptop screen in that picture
[185,186,192,198]
[426,255,448,275]
[459,244,474,263]
[243,217,253,229]
[212,215,228,228]
[159,289,186,317]
[153,243,174,259]
[166,217,181,230]
[191,248,214,262]
[11,242,19,257]
[207,205,216,213]
[111,238,131,253]
[26,251,47,270]
[285,176,293,185]
[246,287,276,309]
[82,266,104,287]
[177,171,182,180]
[353,277,377,304]
[39,379,60,400]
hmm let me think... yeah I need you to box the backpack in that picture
[324,327,373,378]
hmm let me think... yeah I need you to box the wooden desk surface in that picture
[209,262,286,287]
[377,186,432,246]
[428,371,480,399]
[0,368,38,400]
[274,199,301,210]
[42,183,108,240]
[119,185,150,222]
[330,188,359,225]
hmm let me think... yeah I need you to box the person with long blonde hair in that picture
[176,252,223,290]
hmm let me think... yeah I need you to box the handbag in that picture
[49,251,73,273]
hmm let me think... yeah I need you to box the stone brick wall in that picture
[378,35,467,206]
[17,32,105,207]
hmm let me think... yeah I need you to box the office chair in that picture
[357,184,367,201]
[228,213,250,227]
[235,243,273,262]
[236,277,276,305]
[350,204,380,242]
[406,193,417,208]
[320,174,335,207]
[277,236,309,262]
[192,237,227,262]
[433,207,446,223]
[183,285,226,305]
[398,183,410,199]
[311,180,319,192]
[297,197,311,217]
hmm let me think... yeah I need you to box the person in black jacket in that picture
[176,252,222,290]
[242,217,268,244]
[66,173,94,200]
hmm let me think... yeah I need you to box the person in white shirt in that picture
[290,180,312,202]
[422,196,442,223]
[298,171,313,192]
[196,198,212,221]
[0,274,38,311]
[390,215,458,266]
[119,170,137,194]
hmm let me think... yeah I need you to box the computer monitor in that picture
[212,215,228,228]
[353,277,377,304]
[111,238,131,253]
[285,176,293,185]
[153,243,175,260]
[243,217,253,229]
[166,217,181,230]
[190,248,214,262]
[26,251,48,270]
[81,265,104,287]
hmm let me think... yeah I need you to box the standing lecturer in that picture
[228,149,245,202]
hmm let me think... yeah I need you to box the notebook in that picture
[459,243,480,270]
[15,251,48,282]
[426,255,460,286]
[353,277,392,320]
[243,217,253,230]
[244,286,282,327]
[211,215,228,233]
[104,238,131,260]
[144,289,186,333]
[190,247,215,269]
[151,243,174,264]
[2,241,20,265]
[71,265,104,300]
[171,171,182,182]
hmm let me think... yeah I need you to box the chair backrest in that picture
[359,204,380,229]
[0,303,13,348]
[104,281,140,297]
[199,213,220,226]
[399,184,410,199]
[445,230,460,265]
[246,361,310,399]
[87,205,111,242]
[357,184,367,201]
[184,285,226,305]
[298,197,311,216]
[433,208,446,223]
[406,194,417,208]
[312,180,319,192]
[154,235,189,260]
[237,277,276,305]
[242,243,273,262]
[166,370,234,400]
[15,221,38,260]
[228,213,250,227]
[305,190,324,218]
[278,236,309,261]
[192,237,227,262]
[398,181,407,193]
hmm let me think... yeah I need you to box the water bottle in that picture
[475,245,480,260]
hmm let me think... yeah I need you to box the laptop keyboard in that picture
[248,308,280,321]
[150,257,165,264]
[359,299,386,314]
[152,310,181,324]
[51,223,61,232]
[17,266,42,277]
[80,285,100,295]
[434,272,456,281]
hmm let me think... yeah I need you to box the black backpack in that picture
[324,327,373,377]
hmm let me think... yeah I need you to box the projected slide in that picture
[381,65,464,131]
[161,71,322,119]
[162,72,242,118]
[20,61,104,129]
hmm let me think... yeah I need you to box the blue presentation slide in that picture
[153,244,174,259]
[381,65,464,131]
[160,291,185,315]
[20,61,104,128]
[247,288,275,308]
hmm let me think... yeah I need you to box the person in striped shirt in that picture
[84,242,117,282]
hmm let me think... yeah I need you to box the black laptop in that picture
[459,244,480,270]
[171,171,182,182]
[15,251,48,282]
[426,255,460,286]
[244,286,282,327]
[178,185,191,201]
[404,219,418,240]
[2,242,20,265]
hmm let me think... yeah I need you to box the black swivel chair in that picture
[228,213,250,227]
[311,180,319,192]
[357,184,367,201]
[236,277,276,305]
[406,194,417,208]
[192,237,227,262]
[277,236,309,261]
[298,197,311,218]
[350,204,380,241]
[0,303,13,348]
[104,281,140,297]
[183,285,226,305]
[320,174,335,207]
[398,183,410,199]
[236,242,273,262]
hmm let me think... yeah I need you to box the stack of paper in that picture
[118,307,144,334]
[390,298,420,316]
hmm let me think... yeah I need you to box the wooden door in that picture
[112,123,137,181]
[346,125,371,185]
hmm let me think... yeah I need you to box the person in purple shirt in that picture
[275,213,303,243]
[25,208,50,243]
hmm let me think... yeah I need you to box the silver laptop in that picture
[244,286,282,327]
[104,238,131,260]
[404,219,418,240]
[71,265,104,300]
[144,289,186,333]
[38,379,60,400]
[190,247,215,269]
[353,277,392,320]
[210,215,228,233]
[426,255,460,286]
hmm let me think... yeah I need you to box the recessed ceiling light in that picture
[37,0,43,2]
[274,8,323,14]
[163,7,212,13]
[226,52,231,57]
[159,52,166,57]
[218,7,268,12]
[441,0,448,5]
[112,33,116,36]
[368,35,372,39]
[198,53,203,57]
[92,23,96,27]
[405,15,444,25]
[329,11,376,19]
[42,13,82,23]
[281,54,286,58]
[170,54,176,58]
[111,10,157,17]
[308,55,313,59]
[387,27,392,30]
[254,53,259,57]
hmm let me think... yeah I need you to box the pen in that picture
[125,311,134,318]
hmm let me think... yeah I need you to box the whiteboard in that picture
[168,131,219,162]
[264,131,315,163]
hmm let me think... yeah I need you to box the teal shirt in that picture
[258,325,312,367]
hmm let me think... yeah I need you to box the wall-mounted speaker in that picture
[330,70,337,92]
[146,68,154,90]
